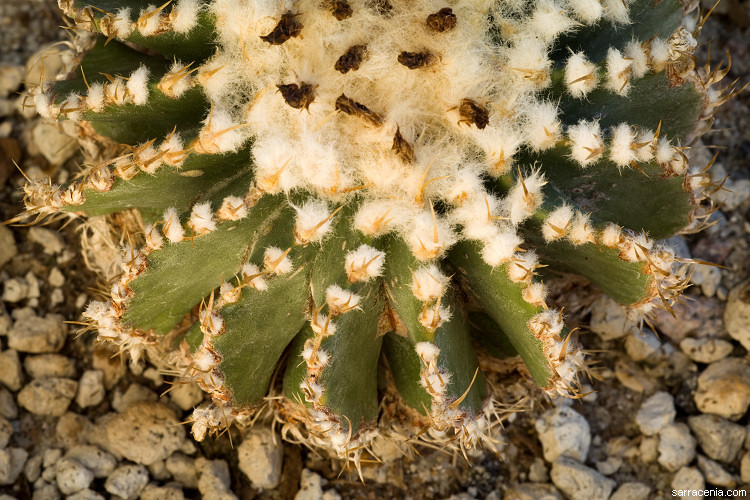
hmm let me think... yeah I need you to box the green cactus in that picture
[23,0,738,462]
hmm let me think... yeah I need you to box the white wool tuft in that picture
[542,204,574,242]
[325,284,361,314]
[528,309,565,338]
[568,120,603,166]
[527,0,575,43]
[566,0,603,23]
[62,93,82,122]
[353,200,397,236]
[217,195,248,221]
[605,48,632,96]
[138,4,162,36]
[252,135,297,194]
[195,109,247,154]
[160,132,186,166]
[504,170,546,225]
[524,100,561,151]
[609,123,637,167]
[134,143,161,173]
[86,83,105,112]
[188,202,216,234]
[655,138,675,165]
[418,304,452,331]
[565,52,598,98]
[600,223,622,247]
[444,170,485,206]
[507,251,539,283]
[620,232,653,262]
[415,342,440,363]
[633,129,655,162]
[34,91,54,119]
[403,210,457,261]
[310,313,336,337]
[649,37,670,72]
[264,246,293,275]
[522,282,548,307]
[127,65,151,105]
[480,231,523,267]
[505,36,552,90]
[471,124,523,176]
[220,281,241,304]
[452,195,502,241]
[625,40,649,79]
[344,245,385,283]
[292,200,334,244]
[411,264,449,302]
[567,212,596,245]
[171,0,200,33]
[144,223,164,250]
[160,61,194,98]
[602,0,631,24]
[241,263,268,291]
[162,207,185,243]
[113,8,134,37]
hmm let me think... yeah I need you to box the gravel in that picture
[237,426,283,489]
[635,391,676,436]
[535,405,591,463]
[687,414,746,463]
[104,464,149,500]
[549,457,616,500]
[657,423,697,472]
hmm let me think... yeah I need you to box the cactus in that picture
[23,0,739,462]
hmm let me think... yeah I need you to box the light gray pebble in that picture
[625,329,661,361]
[56,412,93,449]
[24,454,42,483]
[49,288,64,307]
[0,349,23,391]
[594,456,622,476]
[29,122,77,166]
[0,388,17,419]
[55,458,94,495]
[104,465,149,500]
[7,313,66,353]
[148,459,171,481]
[535,405,591,463]
[165,453,198,488]
[238,426,283,489]
[32,481,60,500]
[688,414,746,463]
[725,280,750,350]
[64,446,117,478]
[609,482,651,500]
[697,454,736,488]
[323,491,342,500]
[0,225,17,269]
[66,489,105,500]
[25,272,40,300]
[24,354,76,379]
[106,402,186,465]
[691,263,722,297]
[671,466,705,499]
[694,358,750,420]
[0,65,23,97]
[196,458,238,500]
[76,370,105,408]
[111,383,158,413]
[42,449,62,469]
[140,483,185,500]
[528,457,548,483]
[658,423,696,472]
[741,451,750,484]
[17,378,78,417]
[0,416,11,449]
[27,227,65,255]
[636,391,676,436]
[589,296,637,340]
[295,468,324,500]
[639,436,659,463]
[680,337,734,363]
[169,382,204,411]
[503,483,563,500]
[48,268,64,288]
[550,457,615,500]
[0,447,28,485]
[2,277,28,303]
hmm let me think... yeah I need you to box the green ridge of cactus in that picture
[23,0,739,462]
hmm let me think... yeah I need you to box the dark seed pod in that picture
[392,126,415,163]
[457,98,489,129]
[426,8,457,32]
[277,82,315,111]
[334,44,367,73]
[335,94,384,126]
[325,0,353,20]
[397,51,434,70]
[260,12,302,45]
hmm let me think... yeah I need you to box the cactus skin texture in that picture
[24,0,740,462]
